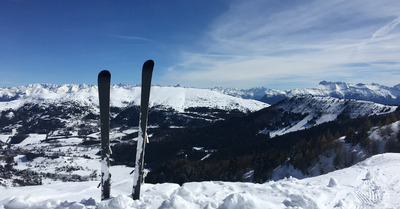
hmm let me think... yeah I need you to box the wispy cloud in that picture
[371,16,400,40]
[105,34,151,42]
[165,0,400,89]
[64,29,151,42]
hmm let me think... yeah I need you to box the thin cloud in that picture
[105,34,151,42]
[165,0,400,88]
[371,16,400,40]
[64,29,152,42]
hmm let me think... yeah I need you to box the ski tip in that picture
[98,70,111,78]
[143,60,154,70]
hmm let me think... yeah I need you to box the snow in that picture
[212,81,400,105]
[1,153,400,208]
[295,81,400,101]
[0,135,11,143]
[266,96,397,137]
[0,84,269,113]
[271,164,305,181]
[132,126,145,190]
[101,158,110,188]
[200,154,211,161]
[15,134,46,147]
[327,178,338,187]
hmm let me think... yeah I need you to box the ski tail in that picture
[132,60,154,200]
[98,70,111,200]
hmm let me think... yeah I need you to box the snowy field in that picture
[1,153,399,209]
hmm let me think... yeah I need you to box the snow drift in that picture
[1,153,399,209]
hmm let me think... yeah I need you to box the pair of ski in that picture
[98,60,154,200]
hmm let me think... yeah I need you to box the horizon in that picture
[1,0,400,90]
[1,80,399,92]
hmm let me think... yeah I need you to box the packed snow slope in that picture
[1,153,399,209]
[0,84,268,113]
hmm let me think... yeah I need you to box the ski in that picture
[98,70,111,200]
[132,60,154,200]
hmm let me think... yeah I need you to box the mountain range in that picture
[0,83,267,112]
[1,81,397,138]
[212,81,400,105]
[0,81,399,188]
[2,81,400,106]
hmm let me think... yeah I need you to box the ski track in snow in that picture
[353,173,382,207]
[1,153,400,209]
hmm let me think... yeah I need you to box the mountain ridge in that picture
[2,81,400,105]
[0,81,399,189]
[212,81,400,105]
[264,95,397,137]
[0,84,268,113]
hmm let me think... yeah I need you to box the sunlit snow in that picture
[1,153,399,208]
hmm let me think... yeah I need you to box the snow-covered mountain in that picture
[212,81,400,105]
[211,86,283,100]
[0,83,273,191]
[261,96,397,137]
[0,84,271,159]
[0,84,269,113]
[3,81,399,109]
[285,81,400,104]
[1,82,400,209]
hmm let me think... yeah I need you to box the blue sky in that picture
[1,0,400,90]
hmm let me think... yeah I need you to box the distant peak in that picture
[318,81,347,86]
[318,80,330,85]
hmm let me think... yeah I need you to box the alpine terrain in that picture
[0,81,399,209]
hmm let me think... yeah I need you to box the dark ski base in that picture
[98,70,111,200]
[132,60,154,200]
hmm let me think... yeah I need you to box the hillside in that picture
[265,96,396,137]
[144,96,399,184]
[0,84,270,186]
[0,83,400,203]
[1,153,399,209]
[0,83,399,187]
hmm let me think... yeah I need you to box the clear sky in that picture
[1,0,400,90]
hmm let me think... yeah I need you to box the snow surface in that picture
[1,153,400,209]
